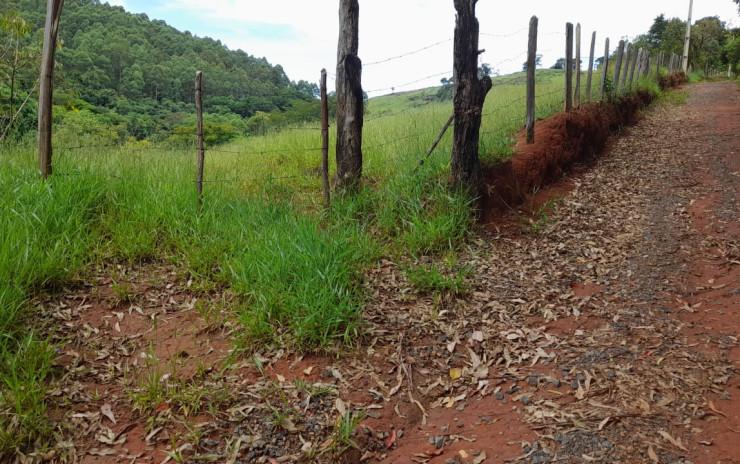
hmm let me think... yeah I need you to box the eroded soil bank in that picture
[480,75,687,217]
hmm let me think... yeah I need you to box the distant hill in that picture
[1,0,318,141]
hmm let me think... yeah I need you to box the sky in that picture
[107,0,739,96]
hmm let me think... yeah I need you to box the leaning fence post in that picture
[620,43,630,90]
[564,22,573,112]
[526,15,538,144]
[574,23,581,107]
[195,71,205,209]
[627,46,639,88]
[613,40,625,94]
[320,69,331,208]
[600,38,610,100]
[585,31,596,102]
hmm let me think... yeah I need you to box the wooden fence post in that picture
[526,15,538,144]
[451,0,492,194]
[585,31,596,102]
[627,46,639,88]
[195,71,205,209]
[619,43,630,90]
[320,69,331,208]
[564,22,573,112]
[574,23,581,107]
[335,0,363,191]
[600,38,610,100]
[612,40,625,94]
[37,0,64,179]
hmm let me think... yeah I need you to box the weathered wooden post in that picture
[37,0,64,179]
[600,38,610,99]
[320,69,330,208]
[526,15,538,144]
[564,22,573,112]
[574,23,581,107]
[627,46,639,88]
[450,0,492,194]
[612,40,625,94]
[585,31,596,102]
[195,71,205,209]
[620,43,630,90]
[335,0,363,191]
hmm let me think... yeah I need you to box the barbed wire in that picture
[365,71,453,94]
[364,39,452,66]
[480,27,528,38]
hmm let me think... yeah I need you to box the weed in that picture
[404,262,472,295]
[331,411,364,455]
[522,198,558,234]
[294,379,335,397]
[111,280,132,303]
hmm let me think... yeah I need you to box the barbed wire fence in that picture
[47,15,679,209]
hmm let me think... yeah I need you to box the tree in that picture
[689,16,726,70]
[723,36,740,74]
[0,12,40,140]
[550,57,566,69]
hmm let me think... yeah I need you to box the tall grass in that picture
[0,156,107,455]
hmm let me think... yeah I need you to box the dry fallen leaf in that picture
[100,403,116,425]
[658,430,687,451]
[335,398,347,417]
[472,451,487,463]
[647,446,659,462]
[449,368,462,380]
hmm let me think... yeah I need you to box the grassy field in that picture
[0,66,656,455]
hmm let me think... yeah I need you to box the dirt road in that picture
[375,81,740,463]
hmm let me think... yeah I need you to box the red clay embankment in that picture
[480,73,687,217]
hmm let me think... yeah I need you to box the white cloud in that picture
[106,0,128,8]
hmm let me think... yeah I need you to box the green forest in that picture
[0,0,323,146]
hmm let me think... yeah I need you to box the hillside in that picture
[0,0,319,141]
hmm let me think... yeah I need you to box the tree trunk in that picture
[38,0,64,179]
[451,0,492,195]
[335,0,363,191]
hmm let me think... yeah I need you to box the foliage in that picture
[166,121,239,147]
[550,58,566,70]
[0,11,40,140]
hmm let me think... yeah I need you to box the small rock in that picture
[495,392,505,400]
[441,425,448,432]
[528,375,540,387]
[428,436,435,445]
[455,403,466,411]
[522,396,531,406]
[571,380,579,390]
[550,378,561,388]
[435,436,444,449]
[397,429,404,438]
[457,423,464,428]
